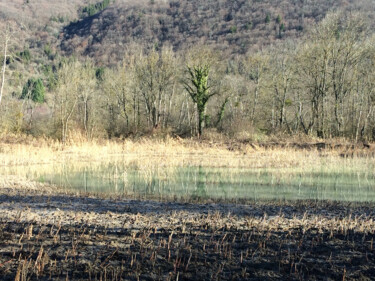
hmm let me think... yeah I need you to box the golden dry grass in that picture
[0,134,374,175]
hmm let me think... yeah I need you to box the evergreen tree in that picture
[265,14,271,24]
[95,67,105,81]
[19,49,31,63]
[21,78,45,103]
[276,15,282,24]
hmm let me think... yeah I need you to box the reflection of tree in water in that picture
[218,181,227,199]
[145,178,157,195]
[191,166,208,200]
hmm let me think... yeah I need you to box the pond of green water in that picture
[33,162,375,202]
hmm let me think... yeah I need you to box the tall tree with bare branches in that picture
[0,26,11,106]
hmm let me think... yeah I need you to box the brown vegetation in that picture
[60,0,375,63]
[2,2,375,142]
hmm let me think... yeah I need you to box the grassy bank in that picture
[1,133,374,167]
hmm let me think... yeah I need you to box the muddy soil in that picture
[0,187,375,280]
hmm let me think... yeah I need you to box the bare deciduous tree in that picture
[0,26,11,106]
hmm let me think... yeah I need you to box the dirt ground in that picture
[0,186,375,280]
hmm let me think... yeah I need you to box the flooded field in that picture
[4,153,375,202]
[1,141,375,280]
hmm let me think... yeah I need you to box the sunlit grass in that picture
[1,134,373,169]
[1,136,374,177]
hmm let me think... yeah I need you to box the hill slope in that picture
[0,0,86,59]
[2,0,375,65]
[60,0,375,64]
[0,0,85,31]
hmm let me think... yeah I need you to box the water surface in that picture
[31,161,375,202]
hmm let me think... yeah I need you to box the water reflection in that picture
[191,166,208,200]
[31,162,375,202]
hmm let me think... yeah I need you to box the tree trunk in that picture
[197,103,206,137]
[250,85,259,126]
[0,35,9,105]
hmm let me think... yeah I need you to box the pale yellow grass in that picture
[0,137,326,167]
[1,136,374,181]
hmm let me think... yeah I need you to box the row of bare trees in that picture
[2,12,375,141]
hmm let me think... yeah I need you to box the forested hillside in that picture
[60,0,375,64]
[1,0,374,64]
[1,0,375,142]
[0,0,82,23]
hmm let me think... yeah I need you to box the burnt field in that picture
[1,219,375,280]
[0,189,375,280]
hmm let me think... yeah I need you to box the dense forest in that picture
[61,0,375,64]
[1,0,375,141]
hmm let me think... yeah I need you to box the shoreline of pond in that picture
[1,180,375,280]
